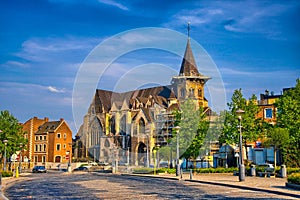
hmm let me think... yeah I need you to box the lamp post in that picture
[67,143,72,172]
[236,109,245,182]
[174,126,181,176]
[3,139,8,171]
[19,143,23,174]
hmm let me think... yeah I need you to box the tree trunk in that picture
[274,146,277,169]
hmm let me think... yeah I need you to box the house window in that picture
[265,108,273,118]
[57,133,61,138]
[44,144,47,151]
[40,136,43,140]
[64,133,67,139]
[63,144,66,149]
[44,135,47,140]
[42,156,46,163]
[35,145,38,152]
[34,156,38,163]
[56,144,61,151]
[35,136,38,141]
[39,145,42,152]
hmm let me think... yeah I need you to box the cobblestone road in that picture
[3,172,299,199]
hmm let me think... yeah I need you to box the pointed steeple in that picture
[179,23,200,76]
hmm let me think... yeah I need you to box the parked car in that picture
[98,161,109,166]
[73,166,91,172]
[159,161,169,168]
[257,163,274,172]
[32,165,47,173]
[88,162,98,166]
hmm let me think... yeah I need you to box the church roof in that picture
[94,85,177,113]
[179,38,200,76]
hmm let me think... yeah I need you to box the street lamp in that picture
[3,139,8,171]
[174,126,181,176]
[236,109,245,182]
[67,143,72,172]
[19,143,23,174]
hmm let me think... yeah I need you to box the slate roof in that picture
[94,85,176,114]
[36,121,62,134]
[179,38,200,76]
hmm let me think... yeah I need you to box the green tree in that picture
[0,110,27,164]
[275,79,300,167]
[173,98,209,168]
[219,89,263,161]
[263,127,289,168]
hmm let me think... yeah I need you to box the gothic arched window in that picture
[138,118,145,134]
[110,116,116,135]
[180,88,185,98]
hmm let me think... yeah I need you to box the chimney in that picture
[44,117,49,122]
[60,118,64,122]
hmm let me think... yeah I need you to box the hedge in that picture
[132,167,300,175]
[1,171,13,177]
[288,173,300,185]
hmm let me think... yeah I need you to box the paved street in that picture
[2,171,300,199]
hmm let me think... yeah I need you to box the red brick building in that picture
[22,117,72,165]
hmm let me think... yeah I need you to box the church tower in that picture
[171,23,211,108]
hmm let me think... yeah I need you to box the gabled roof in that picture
[36,121,62,134]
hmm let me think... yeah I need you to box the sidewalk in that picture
[127,172,300,199]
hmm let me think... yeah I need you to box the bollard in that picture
[190,169,193,180]
[250,164,256,177]
[15,167,19,178]
[280,165,287,178]
[180,168,183,179]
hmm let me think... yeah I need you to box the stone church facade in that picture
[74,33,211,166]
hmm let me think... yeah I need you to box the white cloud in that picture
[13,36,101,63]
[165,1,296,39]
[98,0,129,11]
[2,61,29,68]
[47,86,65,93]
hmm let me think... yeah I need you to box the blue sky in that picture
[1,0,299,135]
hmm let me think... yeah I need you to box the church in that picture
[74,29,211,167]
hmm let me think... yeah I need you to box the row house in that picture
[22,117,72,166]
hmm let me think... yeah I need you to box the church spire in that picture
[187,22,190,38]
[179,22,200,76]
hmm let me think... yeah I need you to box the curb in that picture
[122,173,300,199]
[186,179,300,199]
[286,182,300,190]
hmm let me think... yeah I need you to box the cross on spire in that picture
[187,22,191,38]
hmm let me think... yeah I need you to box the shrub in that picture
[1,171,13,177]
[132,167,153,174]
[194,167,238,174]
[287,173,300,185]
[287,168,300,175]
[157,168,176,174]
